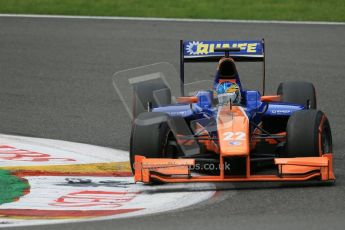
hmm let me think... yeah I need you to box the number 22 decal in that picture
[223,132,246,141]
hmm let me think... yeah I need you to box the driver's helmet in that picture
[216,81,241,105]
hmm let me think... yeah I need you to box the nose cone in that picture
[217,105,250,156]
[217,58,238,79]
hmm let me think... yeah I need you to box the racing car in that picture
[130,39,334,184]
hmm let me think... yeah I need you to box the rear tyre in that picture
[277,81,316,109]
[286,110,332,157]
[132,79,171,118]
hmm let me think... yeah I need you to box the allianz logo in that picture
[271,110,291,114]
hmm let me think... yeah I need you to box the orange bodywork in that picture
[275,154,335,181]
[134,155,194,183]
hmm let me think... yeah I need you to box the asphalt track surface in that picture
[0,16,345,230]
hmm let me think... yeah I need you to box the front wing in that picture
[134,154,335,184]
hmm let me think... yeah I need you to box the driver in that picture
[214,57,242,105]
[216,81,241,105]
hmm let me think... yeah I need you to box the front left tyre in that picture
[285,110,332,157]
[130,112,176,173]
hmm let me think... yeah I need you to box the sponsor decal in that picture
[229,141,242,146]
[50,190,139,208]
[0,176,214,223]
[184,40,262,56]
[0,145,75,162]
[271,110,291,115]
[0,134,215,227]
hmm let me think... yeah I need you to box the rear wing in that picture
[179,39,266,95]
[182,40,264,62]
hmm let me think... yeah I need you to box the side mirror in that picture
[176,96,198,104]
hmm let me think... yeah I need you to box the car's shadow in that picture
[140,180,336,194]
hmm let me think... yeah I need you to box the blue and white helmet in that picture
[216,82,241,105]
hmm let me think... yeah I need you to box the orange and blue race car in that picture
[130,39,334,184]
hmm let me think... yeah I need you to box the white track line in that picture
[0,133,129,166]
[0,13,344,25]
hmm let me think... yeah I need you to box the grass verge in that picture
[0,169,29,205]
[0,0,344,22]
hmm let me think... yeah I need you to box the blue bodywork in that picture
[153,80,304,132]
[153,90,304,125]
